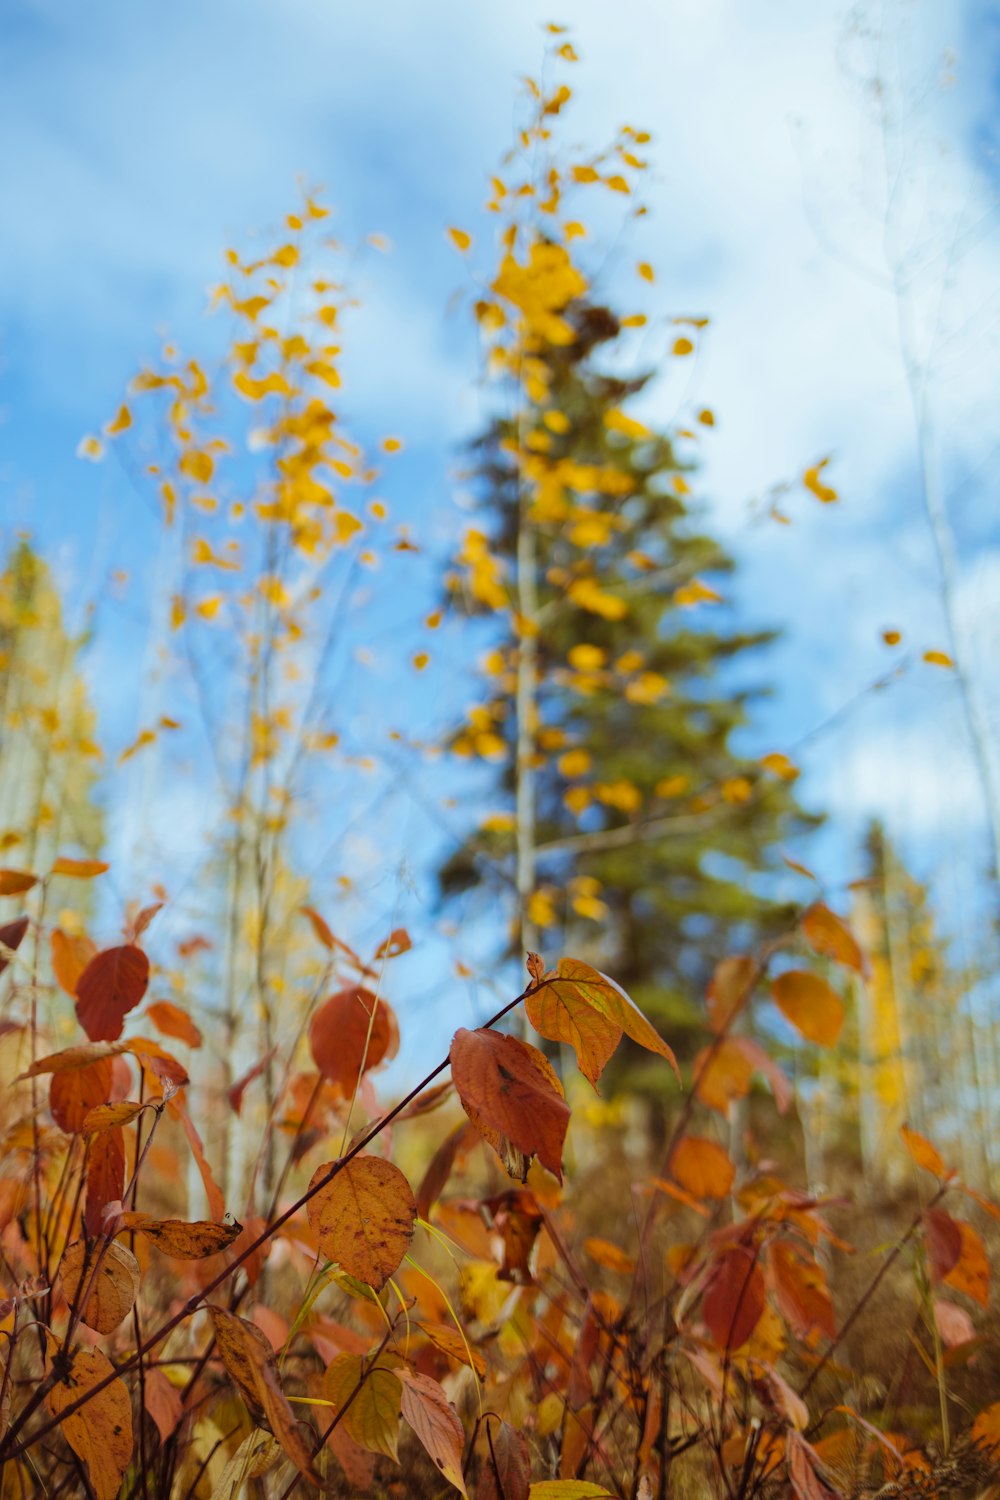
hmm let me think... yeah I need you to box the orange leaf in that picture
[322,1354,402,1459]
[307,1155,416,1290]
[143,1368,183,1442]
[771,971,845,1047]
[801,904,867,975]
[82,1100,145,1133]
[50,1057,113,1133]
[671,1135,735,1200]
[51,857,110,879]
[901,1125,953,1180]
[528,958,678,1086]
[583,1237,636,1274]
[51,928,97,997]
[373,927,412,960]
[48,1347,133,1500]
[208,1305,321,1483]
[703,1247,765,1350]
[75,945,150,1041]
[118,1214,242,1259]
[943,1218,990,1308]
[144,1000,202,1049]
[973,1400,1000,1455]
[0,869,37,896]
[450,1027,569,1182]
[398,1368,468,1496]
[770,1241,836,1341]
[705,956,756,1033]
[85,1126,126,1235]
[59,1239,139,1334]
[309,987,399,1092]
[168,1094,225,1220]
[418,1321,486,1379]
[924,1207,963,1282]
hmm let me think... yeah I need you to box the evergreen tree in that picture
[440,65,817,1088]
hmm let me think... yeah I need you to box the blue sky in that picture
[2,0,999,1070]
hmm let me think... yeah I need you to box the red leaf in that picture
[228,1047,278,1116]
[703,1247,765,1350]
[398,1368,468,1496]
[450,1027,569,1182]
[50,1057,113,1133]
[924,1208,963,1282]
[479,1417,530,1500]
[309,986,399,1093]
[770,1241,836,1342]
[0,916,29,977]
[85,1127,126,1235]
[76,945,150,1041]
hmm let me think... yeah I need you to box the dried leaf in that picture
[143,1367,184,1442]
[207,1305,321,1483]
[399,1367,468,1496]
[528,958,678,1087]
[82,1100,145,1133]
[418,1321,486,1379]
[450,1027,569,1182]
[307,1155,416,1290]
[0,869,37,896]
[59,1239,139,1334]
[924,1207,963,1282]
[48,1346,133,1500]
[0,916,29,977]
[118,1214,242,1259]
[480,1418,530,1500]
[943,1218,990,1308]
[373,927,411,960]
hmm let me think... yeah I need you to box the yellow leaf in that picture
[51,858,110,879]
[672,337,694,356]
[698,407,715,426]
[771,970,845,1047]
[382,436,403,452]
[106,404,132,435]
[567,643,606,670]
[604,408,652,441]
[803,457,837,503]
[883,629,902,646]
[760,752,799,781]
[637,261,654,282]
[655,774,688,798]
[195,596,222,620]
[48,1347,133,1500]
[721,777,752,804]
[558,748,591,779]
[448,227,472,252]
[528,889,557,928]
[413,652,430,671]
[77,435,104,461]
[923,650,954,668]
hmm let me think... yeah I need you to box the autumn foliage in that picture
[1,31,999,1500]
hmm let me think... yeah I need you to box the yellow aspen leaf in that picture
[594,779,642,813]
[48,1347,133,1500]
[567,643,606,670]
[563,221,587,241]
[721,776,753,804]
[698,407,715,426]
[195,596,222,620]
[803,457,837,503]
[306,196,328,219]
[621,313,647,328]
[604,174,630,193]
[305,359,340,388]
[544,409,571,434]
[382,436,403,452]
[655,774,688,798]
[760,751,799,781]
[413,653,430,671]
[117,728,157,766]
[923,649,954,668]
[604,408,652,440]
[77,435,104,461]
[528,889,558,928]
[481,812,516,833]
[672,337,694,356]
[170,594,185,630]
[883,629,902,645]
[624,671,670,705]
[564,786,592,815]
[567,578,627,620]
[614,649,644,672]
[106,404,132,435]
[448,227,472,251]
[335,511,363,543]
[637,261,654,282]
[558,748,591,778]
[271,243,299,268]
[771,970,845,1047]
[672,474,691,496]
[572,165,599,183]
[572,891,608,921]
[287,213,303,230]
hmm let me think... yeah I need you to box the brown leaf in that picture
[128,1037,189,1091]
[706,956,756,1033]
[924,1208,963,1282]
[307,1155,416,1290]
[309,986,399,1092]
[85,1127,126,1235]
[398,1368,468,1496]
[479,1417,530,1500]
[702,1247,765,1350]
[322,1353,402,1460]
[0,869,37,896]
[526,951,545,985]
[801,903,867,976]
[76,945,150,1041]
[118,1214,242,1259]
[50,1057,113,1133]
[670,1136,735,1201]
[528,958,679,1087]
[144,1001,202,1049]
[143,1367,184,1442]
[21,1039,127,1078]
[301,906,365,969]
[127,902,163,943]
[207,1305,321,1484]
[51,929,98,996]
[415,1120,478,1220]
[450,1027,569,1182]
[771,971,845,1047]
[769,1241,836,1342]
[48,1346,133,1500]
[787,1430,842,1500]
[0,916,29,977]
[59,1239,140,1334]
[485,1188,545,1284]
[373,926,412,960]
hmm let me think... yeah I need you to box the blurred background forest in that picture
[2,0,1000,1213]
